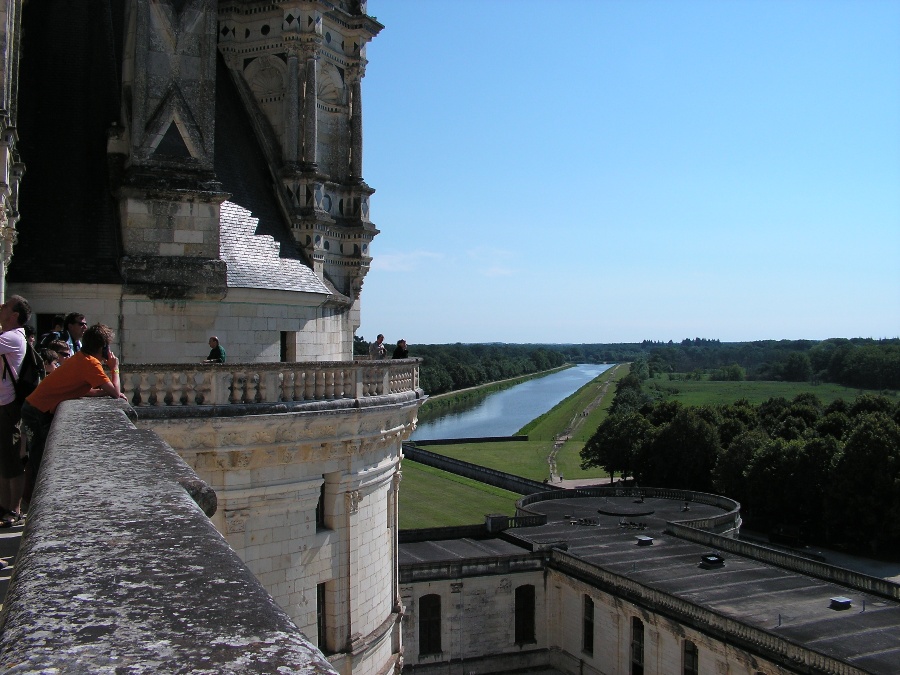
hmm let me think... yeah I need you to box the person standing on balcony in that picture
[369,334,386,359]
[392,339,408,359]
[60,312,87,354]
[20,324,124,489]
[204,336,226,363]
[0,295,31,527]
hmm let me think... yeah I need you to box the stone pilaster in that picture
[284,40,301,163]
[348,63,364,182]
[302,42,321,171]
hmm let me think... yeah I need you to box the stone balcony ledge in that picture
[121,358,424,419]
[0,397,338,674]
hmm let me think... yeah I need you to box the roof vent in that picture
[699,553,725,569]
[830,596,852,611]
[636,535,654,546]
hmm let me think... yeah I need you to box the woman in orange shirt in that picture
[21,324,124,490]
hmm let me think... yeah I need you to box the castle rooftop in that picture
[400,492,900,674]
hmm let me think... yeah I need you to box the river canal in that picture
[411,363,614,440]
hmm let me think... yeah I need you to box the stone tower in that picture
[6,0,383,364]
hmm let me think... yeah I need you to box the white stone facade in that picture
[402,568,792,675]
[401,571,547,668]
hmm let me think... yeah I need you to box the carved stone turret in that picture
[218,1,382,299]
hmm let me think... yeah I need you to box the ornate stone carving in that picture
[345,490,361,514]
[225,508,250,534]
[232,450,253,468]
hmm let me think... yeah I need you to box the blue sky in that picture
[358,0,900,345]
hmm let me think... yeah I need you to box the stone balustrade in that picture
[121,358,421,409]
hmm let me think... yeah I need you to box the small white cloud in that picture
[373,250,443,272]
[467,246,516,261]
[482,266,515,277]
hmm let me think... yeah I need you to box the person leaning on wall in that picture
[20,324,125,489]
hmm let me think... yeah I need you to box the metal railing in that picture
[120,358,421,407]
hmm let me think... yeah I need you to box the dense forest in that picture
[581,372,900,555]
[357,336,900,394]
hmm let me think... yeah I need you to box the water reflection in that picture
[412,364,614,440]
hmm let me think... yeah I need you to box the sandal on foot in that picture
[0,509,21,527]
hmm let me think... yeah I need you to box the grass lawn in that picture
[429,440,608,483]
[643,377,899,407]
[398,461,519,529]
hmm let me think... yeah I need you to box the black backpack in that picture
[2,342,45,406]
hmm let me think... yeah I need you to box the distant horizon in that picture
[383,335,900,348]
[358,0,900,345]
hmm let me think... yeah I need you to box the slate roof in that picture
[219,201,329,295]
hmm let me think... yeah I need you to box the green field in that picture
[428,440,606,483]
[643,376,899,407]
[398,461,519,529]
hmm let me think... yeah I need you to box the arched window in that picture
[419,594,441,655]
[514,584,536,644]
[683,640,698,675]
[631,617,644,675]
[582,595,594,655]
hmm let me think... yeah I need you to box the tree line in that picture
[581,372,900,555]
[357,336,900,393]
[411,344,567,394]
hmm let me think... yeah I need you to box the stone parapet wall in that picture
[403,444,548,496]
[0,397,336,674]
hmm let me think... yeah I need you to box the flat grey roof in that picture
[401,495,900,674]
[400,537,528,565]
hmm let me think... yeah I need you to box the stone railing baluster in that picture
[120,359,422,408]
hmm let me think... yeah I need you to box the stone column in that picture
[302,44,320,169]
[348,64,364,181]
[391,469,402,611]
[284,41,301,163]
